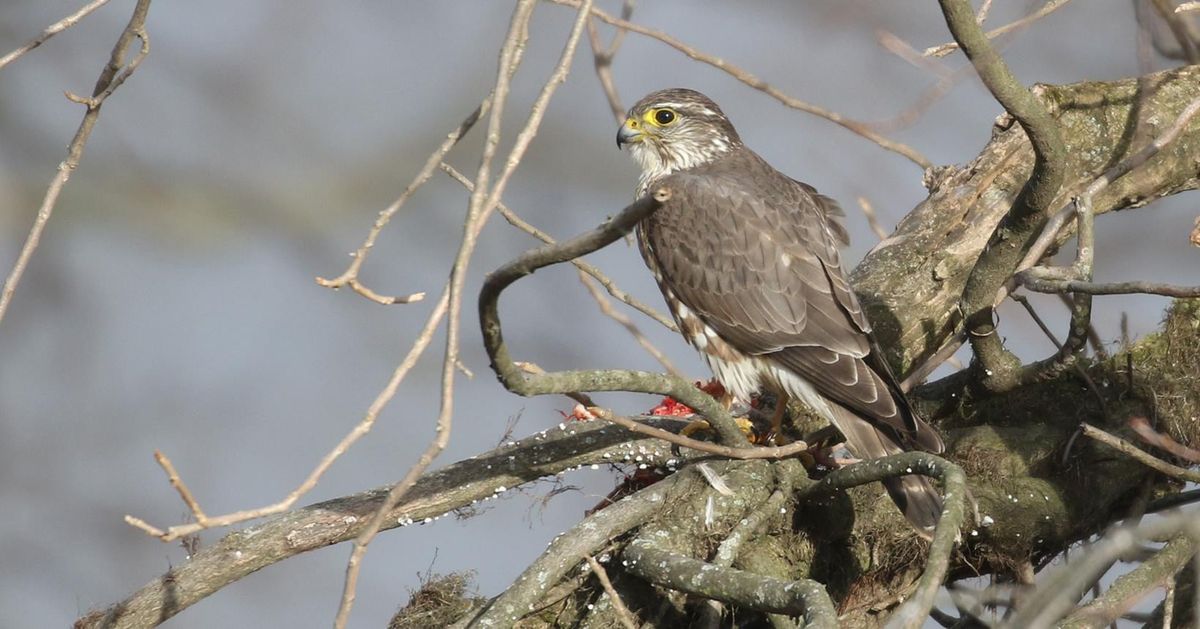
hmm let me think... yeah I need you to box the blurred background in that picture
[1,1,1196,626]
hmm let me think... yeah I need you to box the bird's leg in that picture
[766,390,791,445]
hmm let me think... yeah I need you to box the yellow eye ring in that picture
[653,109,677,125]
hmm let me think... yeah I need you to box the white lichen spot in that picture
[981,515,995,527]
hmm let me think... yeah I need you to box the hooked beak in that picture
[616,117,643,148]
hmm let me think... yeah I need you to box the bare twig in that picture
[1015,95,1200,282]
[0,0,114,71]
[586,556,638,629]
[1151,0,1200,63]
[125,288,452,542]
[799,452,969,629]
[1081,423,1200,484]
[334,1,593,624]
[548,0,932,169]
[1017,519,1200,628]
[871,32,976,133]
[1059,547,1197,629]
[578,273,683,377]
[315,99,492,304]
[472,468,694,627]
[1021,278,1200,298]
[900,331,966,392]
[0,0,152,331]
[588,407,809,461]
[154,450,208,523]
[856,197,891,241]
[924,0,1075,58]
[586,0,634,122]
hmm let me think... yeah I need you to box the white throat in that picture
[630,135,732,195]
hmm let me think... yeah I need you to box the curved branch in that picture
[851,65,1200,380]
[938,0,1068,391]
[622,538,838,628]
[794,452,969,629]
[478,187,750,447]
[467,467,695,628]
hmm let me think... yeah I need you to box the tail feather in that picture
[827,403,943,536]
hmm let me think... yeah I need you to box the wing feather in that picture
[641,157,941,453]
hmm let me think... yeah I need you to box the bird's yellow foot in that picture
[679,416,757,441]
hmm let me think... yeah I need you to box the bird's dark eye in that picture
[654,109,676,125]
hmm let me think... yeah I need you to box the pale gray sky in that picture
[1,1,1195,627]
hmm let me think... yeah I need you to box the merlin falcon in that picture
[616,88,945,532]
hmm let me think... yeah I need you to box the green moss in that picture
[1122,298,1200,449]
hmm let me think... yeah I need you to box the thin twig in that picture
[1010,293,1108,416]
[586,0,634,122]
[1021,278,1200,298]
[924,0,1075,58]
[0,0,152,331]
[87,416,688,627]
[589,407,809,461]
[1011,293,1060,346]
[1015,95,1200,282]
[623,538,839,628]
[1151,0,1200,63]
[0,0,114,71]
[154,450,208,523]
[548,0,932,169]
[439,162,678,332]
[870,31,977,133]
[124,288,452,541]
[1081,423,1200,484]
[315,98,492,304]
[515,362,596,407]
[900,330,965,392]
[856,197,891,241]
[578,272,683,378]
[334,2,592,624]
[586,556,638,629]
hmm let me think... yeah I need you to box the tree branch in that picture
[479,187,750,447]
[853,66,1200,380]
[79,417,689,628]
[0,0,153,330]
[938,0,1068,391]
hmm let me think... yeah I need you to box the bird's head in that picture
[617,88,741,183]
